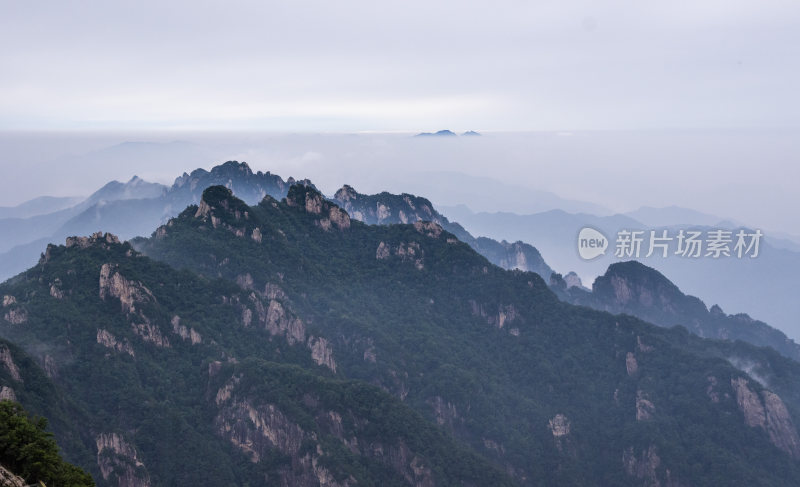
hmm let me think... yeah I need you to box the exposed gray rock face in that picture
[96,329,135,357]
[309,336,337,372]
[67,231,120,250]
[0,464,25,487]
[2,308,26,325]
[548,414,570,437]
[241,308,253,327]
[563,271,584,289]
[171,316,202,345]
[247,291,337,373]
[131,321,169,348]
[96,432,151,487]
[636,390,655,421]
[376,241,424,270]
[548,413,571,453]
[731,377,800,458]
[49,279,65,299]
[287,185,350,231]
[215,393,351,486]
[331,185,554,279]
[236,273,254,290]
[251,295,305,345]
[213,372,443,487]
[0,345,21,382]
[582,261,800,364]
[99,263,155,315]
[2,294,26,324]
[216,399,306,462]
[429,396,461,429]
[468,300,521,330]
[0,385,17,402]
[622,445,661,487]
[626,352,639,376]
[413,221,442,239]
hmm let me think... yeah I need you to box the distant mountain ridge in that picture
[444,204,800,340]
[4,185,800,484]
[3,161,799,371]
[331,184,553,279]
[0,161,312,281]
[0,196,84,220]
[551,261,800,362]
[0,162,551,283]
[414,129,457,137]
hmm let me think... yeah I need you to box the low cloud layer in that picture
[2,0,799,130]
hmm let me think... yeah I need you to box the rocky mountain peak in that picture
[212,160,253,176]
[333,184,359,202]
[286,185,328,214]
[65,232,121,250]
[593,261,698,311]
[286,184,350,230]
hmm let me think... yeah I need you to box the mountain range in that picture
[2,162,800,485]
[441,205,800,340]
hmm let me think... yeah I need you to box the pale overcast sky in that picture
[2,0,799,131]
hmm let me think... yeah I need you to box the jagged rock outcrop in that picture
[215,391,353,486]
[413,221,442,239]
[99,264,155,315]
[1,308,26,325]
[1,295,26,325]
[215,399,306,462]
[636,390,655,421]
[548,414,570,437]
[548,413,571,453]
[66,231,121,250]
[468,300,521,330]
[309,336,337,372]
[251,296,306,345]
[171,316,201,345]
[731,377,800,458]
[0,346,21,382]
[131,321,169,348]
[575,261,800,363]
[96,433,151,487]
[171,161,295,206]
[376,440,435,487]
[562,272,584,289]
[0,386,16,402]
[0,465,25,487]
[49,279,65,299]
[376,241,424,270]
[626,352,639,376]
[287,185,350,231]
[96,329,135,357]
[331,185,553,278]
[622,445,661,487]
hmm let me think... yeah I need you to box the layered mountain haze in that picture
[443,205,800,340]
[2,230,510,486]
[0,162,313,282]
[2,161,800,485]
[125,184,800,485]
[551,261,800,363]
[331,185,553,279]
[0,196,84,220]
